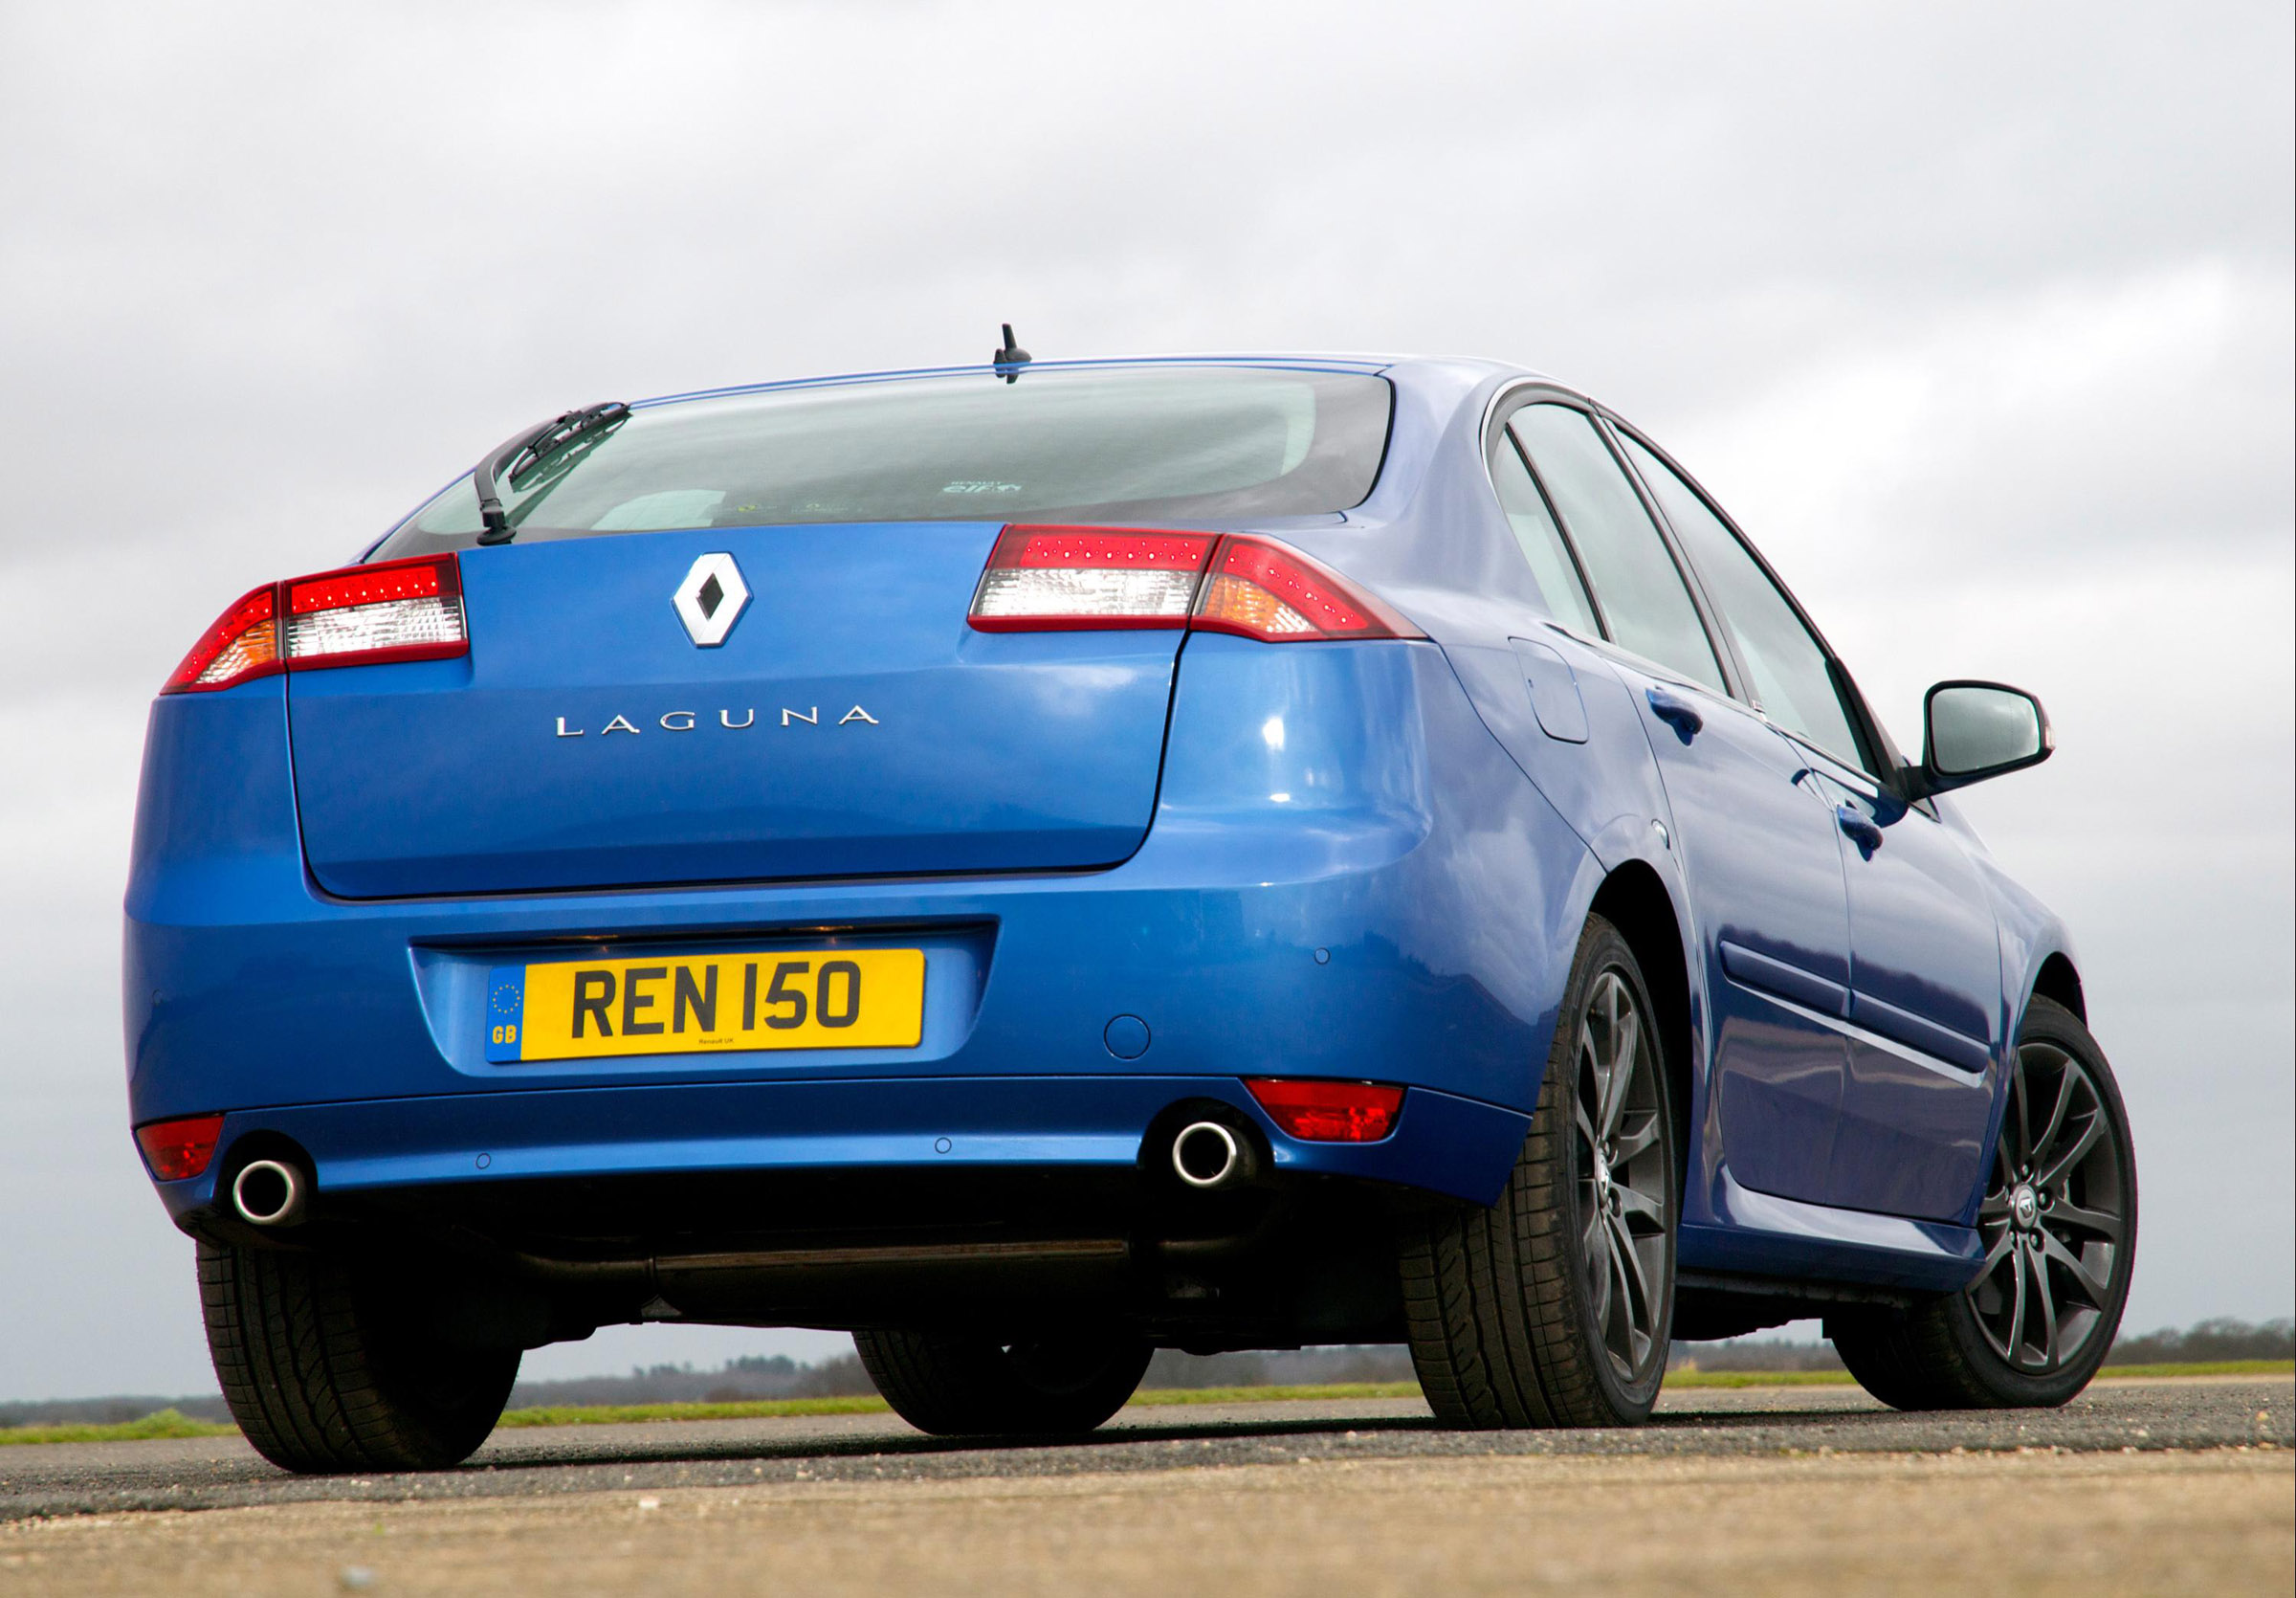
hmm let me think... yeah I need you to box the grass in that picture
[1133,1382,1421,1406]
[1667,1368,1858,1387]
[6,1361,2286,1447]
[497,1394,893,1427]
[0,1409,237,1447]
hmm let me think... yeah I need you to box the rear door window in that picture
[1508,404,1726,694]
[1618,434,1870,773]
[1488,431,1601,637]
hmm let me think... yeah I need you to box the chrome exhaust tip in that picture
[231,1159,307,1228]
[1171,1121,1245,1189]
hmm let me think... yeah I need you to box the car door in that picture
[1613,429,2001,1222]
[1505,402,1854,1208]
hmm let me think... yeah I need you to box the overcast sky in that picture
[2,2,2287,1399]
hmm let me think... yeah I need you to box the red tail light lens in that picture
[163,556,466,694]
[283,554,466,670]
[1193,537,1422,642]
[969,526,1420,642]
[1245,1077,1406,1142]
[163,585,280,693]
[135,1114,227,1182]
[969,525,1216,631]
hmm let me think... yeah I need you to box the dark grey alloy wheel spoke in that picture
[1574,968,1668,1382]
[1967,1040,2128,1372]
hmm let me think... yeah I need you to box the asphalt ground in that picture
[1,1375,2285,1521]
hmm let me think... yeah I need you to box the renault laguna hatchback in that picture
[126,354,2136,1472]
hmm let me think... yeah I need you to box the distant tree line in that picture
[6,1318,2287,1428]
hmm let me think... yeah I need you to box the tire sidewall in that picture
[1550,917,1679,1417]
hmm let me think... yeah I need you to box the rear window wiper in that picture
[474,402,631,545]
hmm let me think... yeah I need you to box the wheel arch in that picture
[1587,859,1694,1171]
[2028,950,2086,1026]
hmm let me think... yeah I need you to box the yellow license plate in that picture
[484,949,925,1062]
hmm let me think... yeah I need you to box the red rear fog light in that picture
[1244,1077,1405,1142]
[135,1114,227,1182]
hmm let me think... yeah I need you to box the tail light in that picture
[1193,538,1420,642]
[969,526,1419,641]
[163,585,281,693]
[164,555,466,694]
[968,526,1216,631]
[1245,1077,1406,1142]
[135,1114,226,1182]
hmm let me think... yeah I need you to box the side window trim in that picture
[1485,387,1743,701]
[1578,411,1744,704]
[1491,421,1609,641]
[1601,413,1910,790]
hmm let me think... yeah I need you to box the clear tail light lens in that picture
[968,526,1216,631]
[135,1113,226,1181]
[1245,1076,1406,1142]
[284,555,466,669]
[968,527,1419,642]
[163,555,466,694]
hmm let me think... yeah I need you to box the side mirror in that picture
[1914,680,2052,796]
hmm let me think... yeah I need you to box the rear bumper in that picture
[126,636,1599,1222]
[145,1073,1533,1225]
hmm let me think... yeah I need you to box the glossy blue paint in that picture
[1612,663,1859,1210]
[145,1075,1533,1222]
[129,633,1580,1186]
[1508,637,1588,743]
[128,354,2095,1327]
[290,524,1182,896]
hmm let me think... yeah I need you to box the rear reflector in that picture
[969,527,1419,641]
[163,555,466,694]
[1244,1077,1406,1142]
[135,1114,227,1182]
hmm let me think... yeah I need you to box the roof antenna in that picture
[992,322,1031,383]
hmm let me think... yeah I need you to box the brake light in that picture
[1193,538,1420,642]
[968,525,1216,630]
[162,585,281,693]
[162,556,466,694]
[283,554,466,669]
[968,527,1419,641]
[1245,1077,1406,1142]
[135,1114,227,1182]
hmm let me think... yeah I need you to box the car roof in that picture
[637,353,1564,411]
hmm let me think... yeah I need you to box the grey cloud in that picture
[0,0,2286,1396]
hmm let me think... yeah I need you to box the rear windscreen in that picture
[373,366,1393,556]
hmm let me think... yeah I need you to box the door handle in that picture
[1645,686,1703,740]
[1836,804,1884,854]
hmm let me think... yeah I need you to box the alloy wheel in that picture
[1572,968,1669,1383]
[1968,1041,2130,1372]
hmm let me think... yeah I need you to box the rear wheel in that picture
[199,1240,519,1474]
[1829,997,2136,1409]
[853,1327,1152,1435]
[1399,914,1678,1427]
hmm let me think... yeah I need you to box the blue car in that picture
[126,352,2137,1471]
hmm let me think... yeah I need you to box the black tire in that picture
[852,1327,1152,1435]
[1399,913,1679,1428]
[199,1240,519,1474]
[1829,997,2138,1409]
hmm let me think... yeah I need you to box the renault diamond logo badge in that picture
[673,553,750,647]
